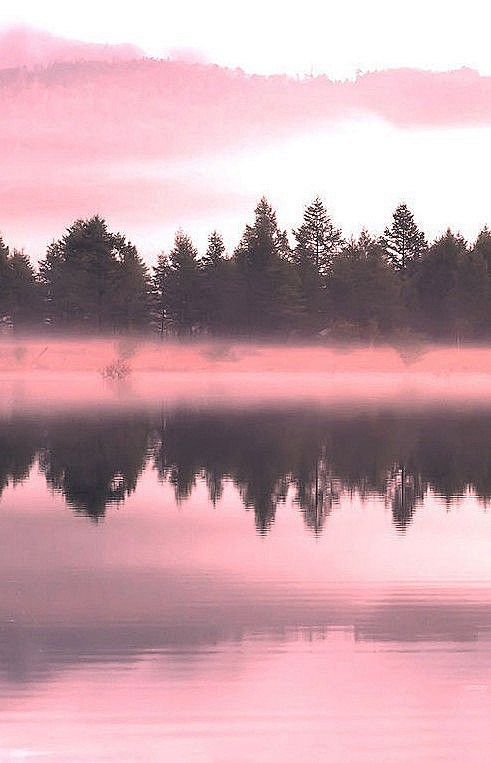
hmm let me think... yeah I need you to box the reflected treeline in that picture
[39,414,151,519]
[1,407,491,531]
[0,418,41,497]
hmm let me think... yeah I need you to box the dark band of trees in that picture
[2,408,491,532]
[2,198,491,340]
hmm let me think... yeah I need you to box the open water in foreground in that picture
[1,398,491,761]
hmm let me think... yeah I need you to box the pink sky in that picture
[2,2,491,79]
[1,27,491,261]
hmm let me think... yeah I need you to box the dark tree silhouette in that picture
[164,231,201,335]
[203,230,226,267]
[293,197,343,275]
[414,229,488,340]
[326,231,402,339]
[200,231,236,334]
[381,203,427,271]
[474,226,491,273]
[111,240,151,330]
[292,198,343,332]
[0,237,41,331]
[151,252,171,336]
[234,197,301,335]
[3,200,491,338]
[39,216,150,332]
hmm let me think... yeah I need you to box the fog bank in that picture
[1,338,491,413]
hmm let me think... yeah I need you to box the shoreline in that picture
[2,338,491,414]
[1,337,490,374]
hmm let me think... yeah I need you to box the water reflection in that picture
[2,403,491,760]
[2,594,491,687]
[39,413,150,519]
[2,406,491,529]
[0,417,40,497]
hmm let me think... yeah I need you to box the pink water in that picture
[1,345,491,760]
[1,445,491,760]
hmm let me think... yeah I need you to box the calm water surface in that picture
[1,402,491,761]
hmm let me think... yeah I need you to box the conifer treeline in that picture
[1,197,491,339]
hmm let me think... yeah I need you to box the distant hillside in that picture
[1,27,491,256]
[1,31,490,167]
[0,26,142,69]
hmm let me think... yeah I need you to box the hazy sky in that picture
[1,4,491,259]
[1,0,491,79]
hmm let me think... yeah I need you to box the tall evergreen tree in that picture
[473,226,491,273]
[234,197,301,334]
[40,217,116,330]
[151,253,171,336]
[39,216,149,332]
[202,230,226,267]
[0,237,41,331]
[235,198,291,265]
[293,197,343,275]
[381,203,427,271]
[165,230,201,335]
[292,198,343,331]
[7,250,42,329]
[201,231,234,334]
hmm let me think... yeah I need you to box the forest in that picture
[1,197,491,341]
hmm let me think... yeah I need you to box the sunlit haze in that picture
[1,3,491,259]
[2,1,491,78]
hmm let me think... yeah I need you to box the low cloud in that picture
[0,25,143,68]
[2,28,491,256]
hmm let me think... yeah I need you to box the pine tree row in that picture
[1,198,491,340]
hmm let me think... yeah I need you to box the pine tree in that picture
[8,250,42,329]
[151,253,171,336]
[203,230,226,268]
[39,216,149,332]
[414,229,488,340]
[473,226,491,273]
[0,237,41,331]
[165,230,201,335]
[381,204,427,271]
[201,231,233,334]
[293,197,343,275]
[234,198,300,334]
[292,198,343,331]
[235,197,290,266]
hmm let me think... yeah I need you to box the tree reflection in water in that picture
[39,414,151,520]
[1,406,491,531]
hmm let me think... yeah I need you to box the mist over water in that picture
[2,339,491,760]
[2,337,491,412]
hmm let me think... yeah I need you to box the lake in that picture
[1,383,491,761]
